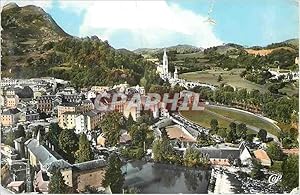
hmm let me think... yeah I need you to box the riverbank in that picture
[208,167,236,194]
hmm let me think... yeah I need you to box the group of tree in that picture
[278,128,298,149]
[210,119,247,143]
[45,123,94,164]
[121,112,155,160]
[183,147,210,168]
[100,112,124,147]
[266,141,284,161]
[4,124,26,147]
[103,153,124,193]
[204,45,298,71]
[152,129,210,167]
[48,168,70,194]
[281,154,299,191]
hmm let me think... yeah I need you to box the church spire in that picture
[163,48,168,76]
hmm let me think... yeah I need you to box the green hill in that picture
[1,3,155,87]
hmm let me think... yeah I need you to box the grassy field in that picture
[180,68,298,96]
[176,52,206,59]
[180,68,267,92]
[180,109,231,129]
[206,106,279,136]
[180,105,279,136]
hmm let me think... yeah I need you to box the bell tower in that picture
[163,48,168,75]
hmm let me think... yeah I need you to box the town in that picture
[1,48,299,194]
[1,1,299,194]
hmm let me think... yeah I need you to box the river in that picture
[123,161,211,193]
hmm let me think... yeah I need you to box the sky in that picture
[2,0,299,50]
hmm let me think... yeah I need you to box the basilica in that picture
[156,48,216,91]
[156,49,178,81]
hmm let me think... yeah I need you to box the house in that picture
[199,142,253,166]
[19,110,39,122]
[0,108,21,126]
[200,147,240,166]
[239,142,252,165]
[253,149,271,167]
[7,181,25,193]
[34,170,49,193]
[75,109,103,134]
[60,112,78,129]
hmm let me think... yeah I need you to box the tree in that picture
[103,153,124,193]
[250,160,264,179]
[266,142,283,161]
[246,133,255,143]
[48,168,68,194]
[217,75,223,82]
[126,114,134,129]
[210,119,219,133]
[226,130,236,143]
[257,129,267,142]
[59,129,79,162]
[229,122,237,135]
[217,128,228,138]
[75,134,94,163]
[130,124,147,147]
[5,131,15,147]
[281,155,299,191]
[100,112,123,146]
[236,123,247,139]
[183,147,209,168]
[152,139,164,162]
[47,123,61,148]
[16,125,26,138]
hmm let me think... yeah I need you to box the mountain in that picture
[133,44,203,56]
[283,38,299,47]
[1,3,153,88]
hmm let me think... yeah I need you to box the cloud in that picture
[59,1,222,49]
[1,0,53,10]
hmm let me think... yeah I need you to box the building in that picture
[58,101,94,129]
[37,95,56,113]
[200,143,252,166]
[7,181,25,193]
[253,149,271,167]
[200,147,240,166]
[4,95,19,108]
[75,109,103,134]
[25,138,107,193]
[33,170,49,193]
[0,108,21,126]
[14,137,26,159]
[239,142,252,165]
[19,110,39,122]
[91,86,110,93]
[60,112,78,129]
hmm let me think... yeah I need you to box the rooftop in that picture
[253,149,271,161]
